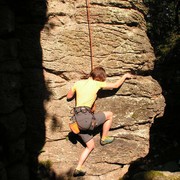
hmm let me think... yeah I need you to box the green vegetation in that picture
[39,160,52,170]
[132,170,180,180]
[38,160,53,179]
[144,0,179,62]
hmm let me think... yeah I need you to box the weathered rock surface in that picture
[40,75,165,179]
[43,0,154,76]
[0,0,166,180]
[38,0,165,179]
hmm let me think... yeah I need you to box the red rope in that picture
[86,0,94,70]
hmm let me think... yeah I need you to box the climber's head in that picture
[90,66,106,82]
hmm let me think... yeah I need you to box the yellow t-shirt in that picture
[71,78,106,108]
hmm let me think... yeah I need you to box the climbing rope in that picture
[86,0,94,70]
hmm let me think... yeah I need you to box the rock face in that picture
[39,0,165,179]
[0,0,165,180]
[43,0,155,75]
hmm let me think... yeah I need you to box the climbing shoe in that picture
[100,136,115,146]
[73,169,86,177]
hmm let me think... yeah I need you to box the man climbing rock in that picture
[67,66,134,177]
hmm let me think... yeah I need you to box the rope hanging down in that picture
[86,0,94,70]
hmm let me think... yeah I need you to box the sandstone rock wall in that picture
[39,0,165,179]
[0,0,166,180]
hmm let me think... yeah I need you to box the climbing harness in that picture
[69,106,97,134]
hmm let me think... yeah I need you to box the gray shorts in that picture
[74,109,106,143]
